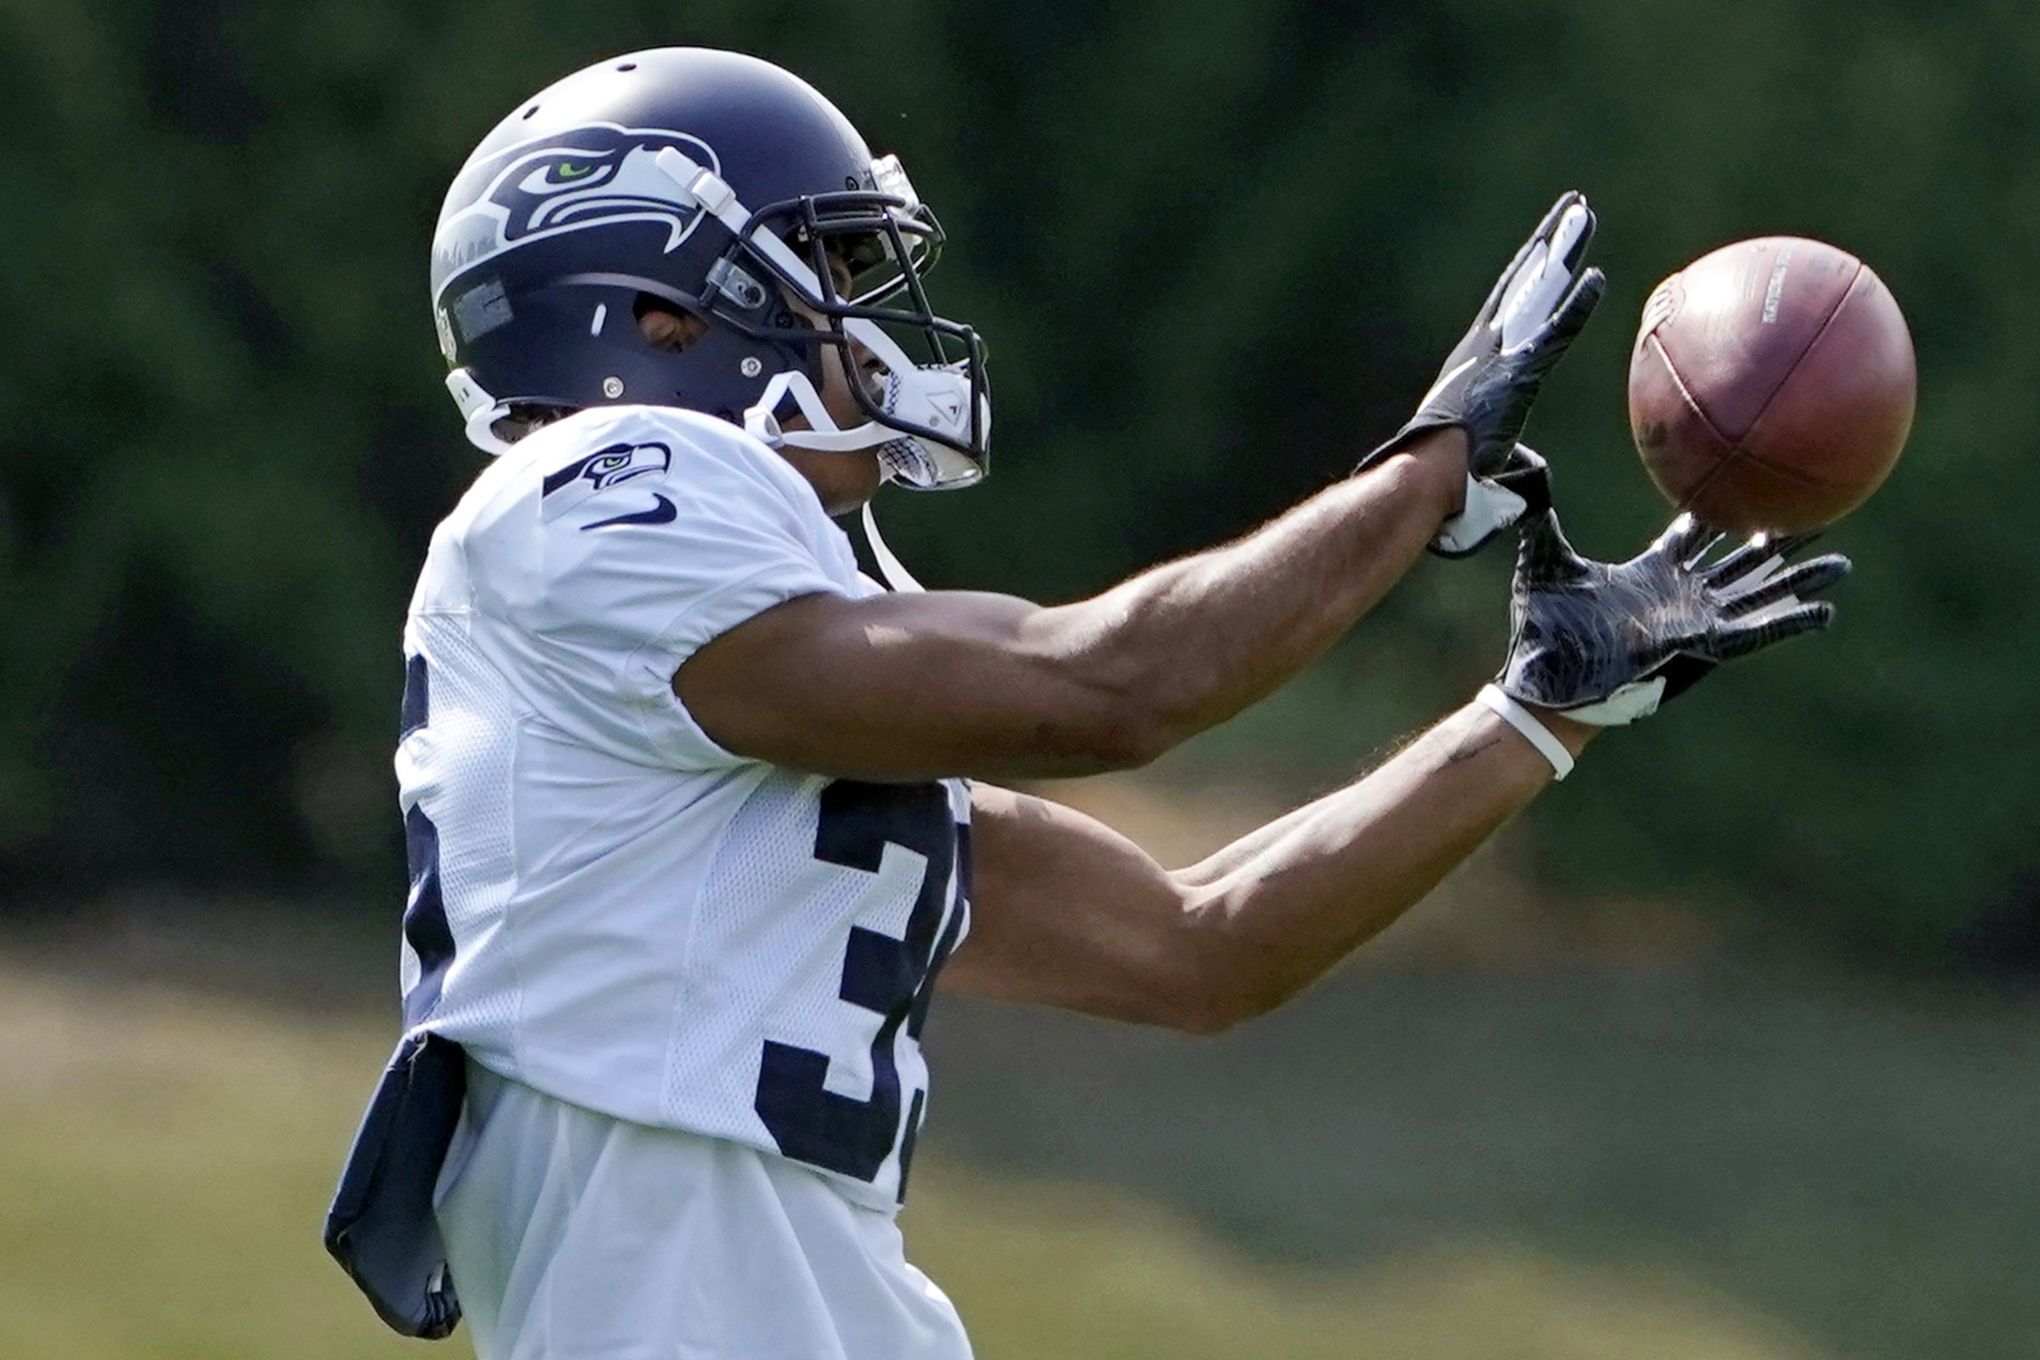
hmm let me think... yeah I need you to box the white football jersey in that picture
[396,404,970,1211]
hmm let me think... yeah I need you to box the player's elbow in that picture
[1169,880,1330,1034]
[1162,986,1255,1036]
[1120,951,1253,1036]
[1180,965,1293,1034]
[1148,893,1290,1036]
[1160,969,1279,1036]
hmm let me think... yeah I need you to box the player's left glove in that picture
[1495,509,1851,724]
[1359,191,1606,558]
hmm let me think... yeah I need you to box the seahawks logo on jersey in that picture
[433,124,722,290]
[539,440,677,529]
[543,440,673,496]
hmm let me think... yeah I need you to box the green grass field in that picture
[6,880,2039,1360]
[0,957,1856,1360]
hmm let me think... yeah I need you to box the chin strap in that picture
[745,381,926,594]
[860,501,925,594]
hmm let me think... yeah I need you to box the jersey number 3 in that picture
[754,780,968,1197]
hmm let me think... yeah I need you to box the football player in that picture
[325,46,1849,1359]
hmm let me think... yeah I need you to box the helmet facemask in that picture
[652,148,991,490]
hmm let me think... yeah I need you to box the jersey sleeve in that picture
[470,409,856,770]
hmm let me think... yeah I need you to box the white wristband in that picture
[1475,684,1574,780]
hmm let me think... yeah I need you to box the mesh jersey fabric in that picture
[398,404,971,1211]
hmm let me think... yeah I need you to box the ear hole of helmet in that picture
[633,294,708,351]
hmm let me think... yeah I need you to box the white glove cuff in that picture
[1561,676,1667,727]
[1434,474,1529,555]
[1475,684,1574,780]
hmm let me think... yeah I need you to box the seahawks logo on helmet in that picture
[432,125,721,293]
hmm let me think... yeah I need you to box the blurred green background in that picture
[5,0,2037,1356]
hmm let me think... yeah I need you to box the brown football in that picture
[1627,236,1916,533]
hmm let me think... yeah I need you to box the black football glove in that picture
[1360,192,1606,557]
[1495,509,1850,724]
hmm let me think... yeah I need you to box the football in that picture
[1627,236,1916,533]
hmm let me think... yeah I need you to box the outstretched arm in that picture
[945,702,1596,1032]
[945,509,1847,1032]
[680,194,1607,781]
[678,434,1466,781]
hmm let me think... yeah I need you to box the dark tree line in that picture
[5,0,2031,958]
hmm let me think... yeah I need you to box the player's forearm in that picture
[1173,701,1591,1028]
[1040,437,1462,759]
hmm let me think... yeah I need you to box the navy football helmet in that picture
[430,48,989,489]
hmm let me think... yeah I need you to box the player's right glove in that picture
[1494,509,1851,724]
[1358,191,1606,558]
